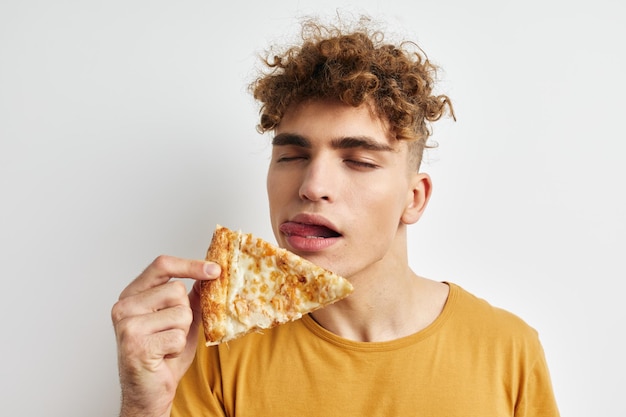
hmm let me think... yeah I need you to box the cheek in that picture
[358,186,410,234]
[266,172,283,241]
[266,169,294,208]
[266,171,274,197]
[357,177,408,211]
[266,173,279,208]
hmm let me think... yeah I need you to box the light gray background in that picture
[1,1,624,416]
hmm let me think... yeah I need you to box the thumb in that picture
[186,262,220,351]
[188,261,220,321]
[188,279,205,325]
[177,280,206,365]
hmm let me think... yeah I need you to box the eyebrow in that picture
[272,133,396,152]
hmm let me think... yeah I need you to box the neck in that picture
[310,233,449,342]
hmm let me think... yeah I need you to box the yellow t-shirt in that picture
[172,283,559,416]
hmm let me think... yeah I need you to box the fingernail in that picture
[204,262,221,277]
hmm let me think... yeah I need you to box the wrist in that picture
[119,397,172,417]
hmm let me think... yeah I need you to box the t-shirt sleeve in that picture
[514,336,561,417]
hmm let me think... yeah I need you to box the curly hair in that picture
[250,16,455,167]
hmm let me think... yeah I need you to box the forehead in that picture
[276,99,398,148]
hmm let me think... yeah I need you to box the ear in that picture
[401,173,432,225]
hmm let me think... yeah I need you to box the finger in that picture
[122,327,190,365]
[120,255,221,299]
[115,303,193,355]
[112,280,188,325]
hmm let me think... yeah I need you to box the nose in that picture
[298,158,334,202]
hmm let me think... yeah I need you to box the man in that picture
[111,16,560,417]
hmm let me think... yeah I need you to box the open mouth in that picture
[279,222,342,239]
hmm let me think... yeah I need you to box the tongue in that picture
[280,222,339,238]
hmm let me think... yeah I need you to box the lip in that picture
[279,213,341,252]
[287,213,340,234]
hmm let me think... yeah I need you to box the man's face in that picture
[266,99,425,279]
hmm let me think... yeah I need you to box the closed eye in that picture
[277,155,308,163]
[344,159,379,169]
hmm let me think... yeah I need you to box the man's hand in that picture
[111,255,221,417]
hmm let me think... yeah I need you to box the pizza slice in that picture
[200,224,353,346]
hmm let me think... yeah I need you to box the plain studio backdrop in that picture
[1,1,624,416]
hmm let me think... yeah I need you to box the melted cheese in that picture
[210,226,353,342]
[224,232,329,334]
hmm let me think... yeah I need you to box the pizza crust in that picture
[201,226,236,344]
